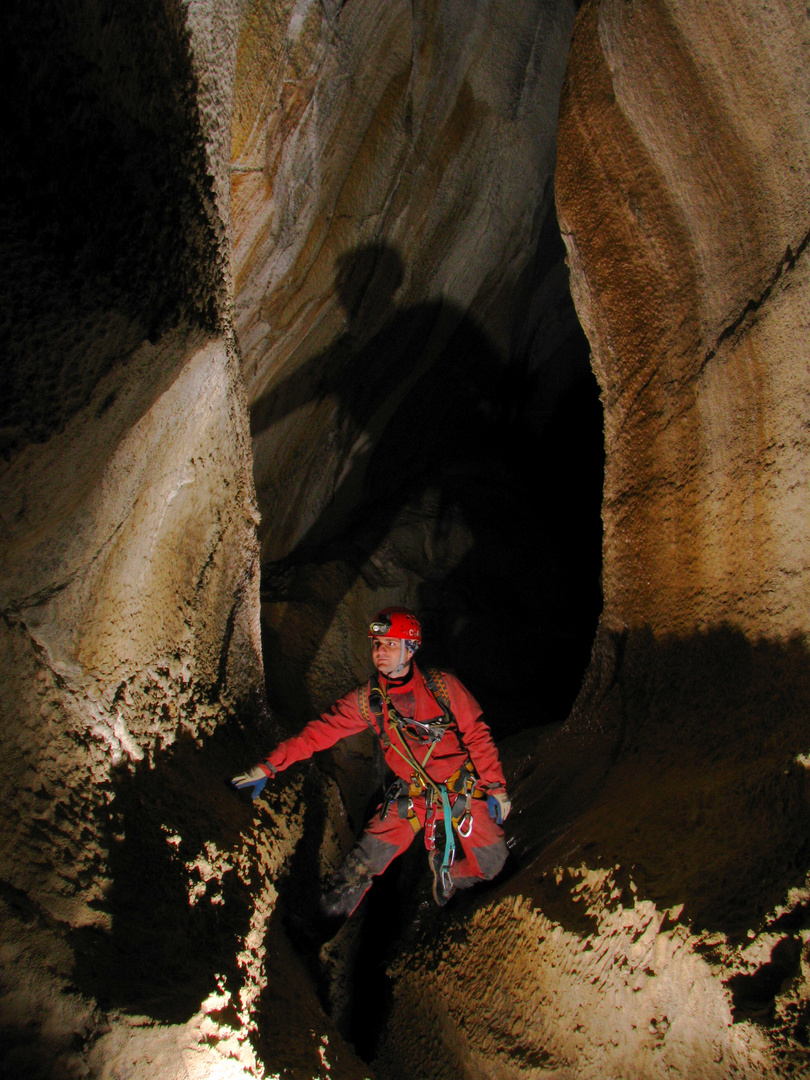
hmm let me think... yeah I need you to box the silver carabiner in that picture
[458,810,473,838]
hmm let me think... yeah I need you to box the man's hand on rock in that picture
[231,763,274,800]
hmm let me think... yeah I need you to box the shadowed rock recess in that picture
[1,0,809,1078]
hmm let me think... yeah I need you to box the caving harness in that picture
[358,667,484,893]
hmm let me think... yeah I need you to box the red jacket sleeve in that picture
[264,687,368,774]
[444,673,507,790]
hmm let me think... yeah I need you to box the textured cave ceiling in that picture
[2,2,810,1080]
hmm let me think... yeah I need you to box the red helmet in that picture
[368,607,422,646]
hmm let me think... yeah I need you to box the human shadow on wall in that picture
[254,242,601,736]
[252,240,601,1052]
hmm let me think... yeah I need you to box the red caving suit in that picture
[264,664,509,914]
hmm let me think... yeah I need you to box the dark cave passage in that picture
[255,240,605,742]
[250,234,605,1062]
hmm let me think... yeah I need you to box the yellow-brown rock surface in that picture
[232,0,579,564]
[3,1,810,1079]
[371,4,810,1078]
[0,2,272,1076]
[557,0,810,640]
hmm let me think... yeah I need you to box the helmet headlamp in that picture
[367,607,422,646]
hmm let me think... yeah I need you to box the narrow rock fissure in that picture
[254,254,605,1067]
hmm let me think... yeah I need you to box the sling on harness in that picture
[358,668,480,886]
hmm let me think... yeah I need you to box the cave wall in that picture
[557,0,810,640]
[231,0,593,726]
[5,0,810,1078]
[371,4,810,1078]
[0,2,275,1075]
[0,0,262,909]
[232,0,580,564]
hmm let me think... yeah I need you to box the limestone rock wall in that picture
[232,0,581,564]
[0,328,258,905]
[556,0,810,639]
[0,0,262,912]
[0,2,272,1075]
[375,4,810,1078]
[378,887,773,1080]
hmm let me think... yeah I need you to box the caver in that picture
[232,607,511,920]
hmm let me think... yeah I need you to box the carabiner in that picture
[458,810,473,838]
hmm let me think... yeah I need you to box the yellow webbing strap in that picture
[359,679,391,747]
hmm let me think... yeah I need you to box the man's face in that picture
[371,635,407,676]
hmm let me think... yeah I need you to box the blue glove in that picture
[487,791,511,824]
[231,764,272,800]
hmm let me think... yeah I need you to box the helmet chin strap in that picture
[388,640,411,678]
